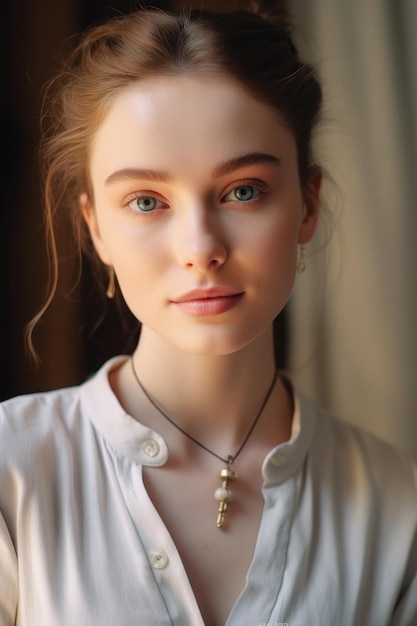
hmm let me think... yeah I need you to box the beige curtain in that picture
[288,0,417,460]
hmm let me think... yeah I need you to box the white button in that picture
[150,549,169,570]
[143,439,160,457]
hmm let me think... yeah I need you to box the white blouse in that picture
[1,356,416,626]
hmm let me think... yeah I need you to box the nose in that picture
[175,204,228,272]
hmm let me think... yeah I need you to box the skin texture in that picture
[81,73,321,625]
[83,74,319,357]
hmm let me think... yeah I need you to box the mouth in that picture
[171,288,244,316]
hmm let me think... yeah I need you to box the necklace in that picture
[131,358,278,529]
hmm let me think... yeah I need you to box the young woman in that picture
[1,4,416,626]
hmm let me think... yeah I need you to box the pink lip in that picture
[171,288,244,316]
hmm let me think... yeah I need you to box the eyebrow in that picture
[105,168,170,185]
[212,152,281,177]
[104,152,281,186]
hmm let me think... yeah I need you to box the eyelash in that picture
[123,179,269,214]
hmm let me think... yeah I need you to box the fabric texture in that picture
[1,356,416,626]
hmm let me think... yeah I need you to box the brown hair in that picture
[27,4,323,355]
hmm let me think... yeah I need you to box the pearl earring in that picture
[297,245,306,273]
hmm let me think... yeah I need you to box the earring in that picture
[106,266,115,298]
[297,245,306,273]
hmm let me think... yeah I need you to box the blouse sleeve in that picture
[0,510,18,625]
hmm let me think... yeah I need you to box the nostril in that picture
[175,208,228,271]
[177,234,228,271]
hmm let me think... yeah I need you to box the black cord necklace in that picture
[131,358,278,528]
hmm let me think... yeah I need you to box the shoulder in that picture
[0,378,88,433]
[0,385,81,435]
[0,355,126,437]
[0,384,85,475]
[302,396,417,515]
[0,358,113,464]
[315,403,416,477]
[300,398,417,615]
[0,384,87,533]
[0,356,128,467]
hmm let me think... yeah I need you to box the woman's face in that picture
[82,74,320,356]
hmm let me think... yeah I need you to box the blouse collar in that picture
[81,356,317,484]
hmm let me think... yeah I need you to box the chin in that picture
[165,325,271,358]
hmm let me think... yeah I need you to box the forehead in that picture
[90,74,297,179]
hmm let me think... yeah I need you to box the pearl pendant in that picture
[215,467,238,528]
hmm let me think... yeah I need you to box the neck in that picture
[125,325,285,452]
[113,324,293,533]
[132,357,278,464]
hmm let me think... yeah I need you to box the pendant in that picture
[214,462,238,528]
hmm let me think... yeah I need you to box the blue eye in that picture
[137,196,157,212]
[223,184,263,203]
[127,195,162,213]
[233,186,256,201]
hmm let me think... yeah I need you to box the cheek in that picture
[245,212,300,266]
[97,211,160,265]
[114,243,164,285]
[241,215,300,307]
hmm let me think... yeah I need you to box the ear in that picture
[80,193,112,265]
[298,166,322,244]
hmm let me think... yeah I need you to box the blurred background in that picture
[2,0,416,459]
